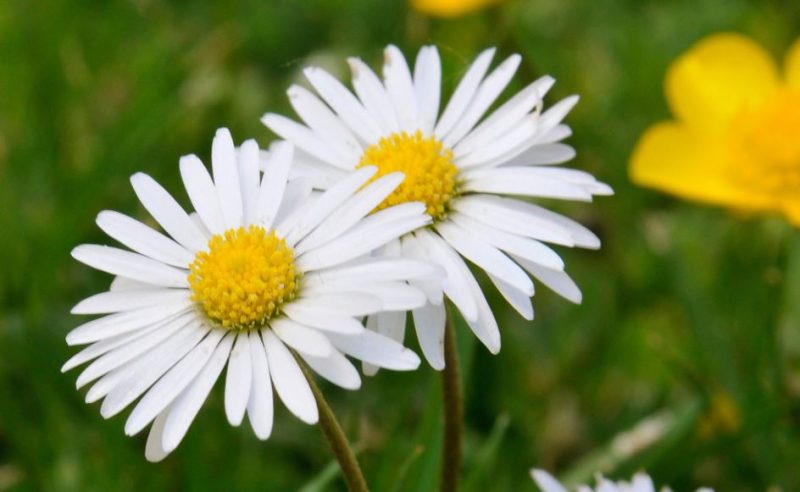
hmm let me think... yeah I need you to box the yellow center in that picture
[731,90,800,194]
[357,130,458,220]
[188,226,299,330]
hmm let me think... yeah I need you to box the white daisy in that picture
[261,45,612,369]
[530,469,713,492]
[64,128,439,462]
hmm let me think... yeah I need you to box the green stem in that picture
[440,306,463,492]
[297,356,369,492]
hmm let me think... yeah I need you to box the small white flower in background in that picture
[530,469,714,492]
[64,128,439,461]
[262,45,612,370]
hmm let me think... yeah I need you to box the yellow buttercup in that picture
[410,0,501,18]
[631,33,800,224]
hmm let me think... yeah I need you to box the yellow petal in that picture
[410,0,499,17]
[785,38,800,88]
[630,122,772,210]
[665,33,779,134]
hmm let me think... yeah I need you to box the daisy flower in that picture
[631,34,800,224]
[530,469,713,492]
[261,45,611,369]
[64,128,438,461]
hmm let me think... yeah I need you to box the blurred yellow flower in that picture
[631,33,800,224]
[410,0,501,18]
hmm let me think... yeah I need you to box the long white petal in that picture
[500,143,576,167]
[71,288,190,315]
[211,128,244,229]
[514,256,582,304]
[303,257,441,287]
[401,234,445,305]
[463,167,593,201]
[413,45,441,135]
[270,318,334,358]
[96,211,194,268]
[257,141,294,229]
[282,304,364,334]
[66,300,191,345]
[488,274,534,320]
[414,229,478,321]
[144,409,171,463]
[263,330,318,424]
[411,302,446,370]
[261,113,352,168]
[300,350,361,390]
[238,139,261,225]
[292,293,383,317]
[224,332,252,426]
[130,172,208,252]
[287,84,362,162]
[72,245,189,288]
[383,45,418,132]
[179,154,225,235]
[161,332,233,453]
[62,321,164,372]
[246,330,273,440]
[349,56,400,135]
[327,330,420,371]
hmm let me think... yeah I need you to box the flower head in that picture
[262,46,611,369]
[409,0,501,18]
[65,128,439,461]
[530,469,713,492]
[631,33,800,224]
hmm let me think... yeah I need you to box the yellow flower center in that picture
[357,130,458,220]
[731,90,800,194]
[188,226,299,330]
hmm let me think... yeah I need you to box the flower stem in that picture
[440,306,463,492]
[297,356,369,492]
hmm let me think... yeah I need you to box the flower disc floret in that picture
[188,225,298,330]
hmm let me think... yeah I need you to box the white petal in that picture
[282,304,364,335]
[463,167,593,201]
[463,269,501,354]
[411,302,446,370]
[530,469,568,492]
[71,288,190,315]
[246,330,273,440]
[514,257,582,304]
[538,95,580,132]
[413,45,441,134]
[66,300,191,345]
[348,56,400,134]
[130,172,208,252]
[300,349,361,390]
[262,330,318,424]
[434,48,495,138]
[303,66,383,143]
[257,141,294,229]
[436,221,533,296]
[225,332,252,426]
[270,318,334,357]
[294,172,404,254]
[109,276,152,291]
[452,195,574,246]
[72,245,189,288]
[456,116,540,169]
[414,229,479,321]
[383,45,418,132]
[292,293,383,317]
[442,54,521,148]
[375,311,406,343]
[538,124,572,144]
[450,214,564,270]
[303,257,441,287]
[528,167,613,196]
[211,128,244,229]
[327,330,420,371]
[261,113,351,168]
[125,329,226,436]
[62,322,161,372]
[401,234,445,305]
[500,143,576,167]
[144,409,170,462]
[287,84,362,163]
[179,154,226,235]
[278,166,376,246]
[96,211,194,268]
[161,332,233,453]
[488,274,533,320]
[284,149,348,189]
[238,139,261,225]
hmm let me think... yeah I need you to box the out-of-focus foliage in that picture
[0,0,799,490]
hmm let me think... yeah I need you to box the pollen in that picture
[188,226,299,330]
[358,130,459,220]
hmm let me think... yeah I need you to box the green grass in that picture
[1,0,800,490]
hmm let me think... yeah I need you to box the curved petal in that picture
[665,33,779,133]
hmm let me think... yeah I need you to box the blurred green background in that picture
[2,0,800,490]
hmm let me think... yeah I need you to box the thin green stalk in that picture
[297,356,369,492]
[440,306,463,492]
